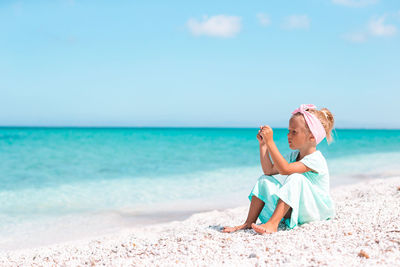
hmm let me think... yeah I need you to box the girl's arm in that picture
[259,143,279,175]
[266,141,311,175]
[261,126,312,175]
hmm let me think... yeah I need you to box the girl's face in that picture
[287,115,313,150]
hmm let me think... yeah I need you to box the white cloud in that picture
[257,13,271,27]
[343,15,397,43]
[282,15,310,30]
[332,0,378,7]
[343,32,368,43]
[368,16,397,36]
[186,15,242,38]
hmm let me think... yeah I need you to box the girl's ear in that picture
[308,132,315,142]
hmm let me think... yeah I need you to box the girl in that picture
[223,104,335,234]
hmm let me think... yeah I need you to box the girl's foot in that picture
[222,223,252,233]
[251,222,278,235]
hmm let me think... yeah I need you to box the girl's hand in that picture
[260,125,274,144]
[257,126,265,145]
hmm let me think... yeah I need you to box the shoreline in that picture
[0,172,391,251]
[1,176,400,266]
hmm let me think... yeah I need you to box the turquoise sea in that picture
[1,127,400,249]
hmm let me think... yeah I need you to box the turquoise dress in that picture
[249,150,335,229]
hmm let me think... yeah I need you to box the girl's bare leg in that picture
[252,199,291,234]
[222,196,265,233]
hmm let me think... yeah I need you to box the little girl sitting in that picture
[223,104,335,234]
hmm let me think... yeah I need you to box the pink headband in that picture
[291,104,326,145]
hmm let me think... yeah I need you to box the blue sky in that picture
[1,0,399,128]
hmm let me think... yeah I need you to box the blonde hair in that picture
[293,107,335,144]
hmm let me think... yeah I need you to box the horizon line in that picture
[0,126,399,130]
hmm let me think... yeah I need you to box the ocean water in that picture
[1,127,400,249]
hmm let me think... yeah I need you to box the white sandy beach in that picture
[1,177,399,266]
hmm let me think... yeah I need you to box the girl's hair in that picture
[293,107,335,144]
